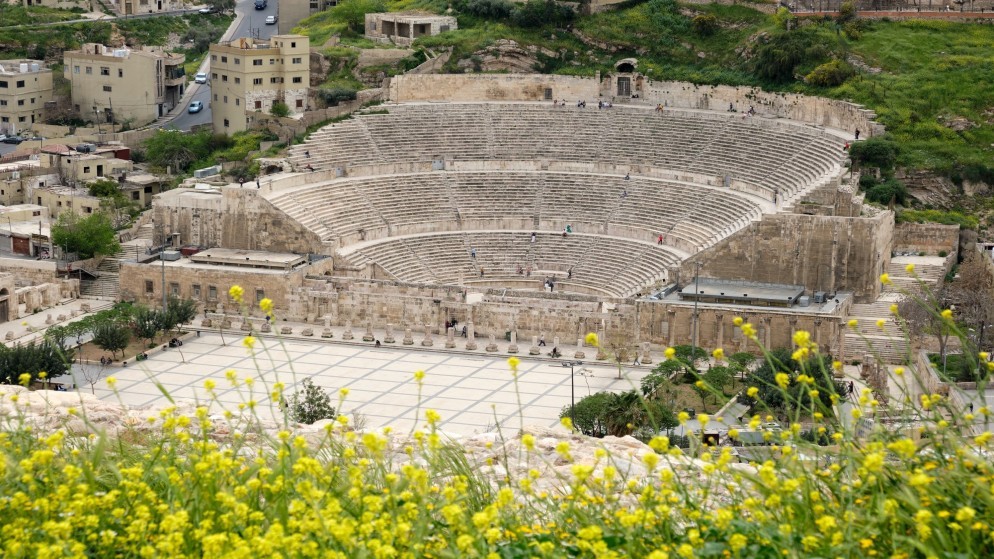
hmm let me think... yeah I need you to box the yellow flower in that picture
[876,319,886,330]
[905,263,915,274]
[204,379,216,390]
[741,322,756,339]
[975,432,992,445]
[832,360,843,371]
[894,367,905,376]
[678,411,690,424]
[243,335,256,350]
[880,273,891,285]
[259,297,273,313]
[584,332,599,346]
[712,348,724,361]
[522,433,535,451]
[941,308,953,320]
[956,507,976,523]
[339,388,350,398]
[425,409,441,425]
[847,319,858,329]
[732,316,743,326]
[890,303,899,315]
[106,376,117,388]
[228,284,244,303]
[664,347,676,360]
[747,386,759,398]
[792,330,812,348]
[507,356,520,372]
[414,369,425,382]
[698,414,710,428]
[775,372,790,389]
[560,416,574,431]
[18,373,31,386]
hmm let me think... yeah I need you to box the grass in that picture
[0,4,86,27]
[1,289,993,557]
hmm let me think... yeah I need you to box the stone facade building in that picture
[0,60,53,136]
[278,0,338,35]
[209,35,310,134]
[63,44,185,126]
[364,13,457,46]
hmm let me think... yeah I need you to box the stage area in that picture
[76,333,646,435]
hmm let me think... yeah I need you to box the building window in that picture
[73,65,80,73]
[254,100,261,109]
[118,69,123,78]
[170,282,180,296]
[30,97,34,104]
[255,289,265,302]
[16,80,24,87]
[208,285,217,299]
[270,77,279,84]
[253,78,262,85]
[211,73,217,80]
[235,99,240,106]
[296,99,303,108]
[235,77,240,84]
[221,56,227,63]
[132,191,140,200]
[145,280,154,294]
[223,118,229,127]
[222,75,228,82]
[32,211,40,217]
[100,67,110,76]
[83,167,90,173]
[291,42,296,48]
[292,57,302,64]
[223,96,227,103]
[17,100,24,106]
[103,85,112,92]
[234,58,240,65]
[192,284,201,298]
[211,55,217,61]
[253,59,262,66]
[270,59,275,65]
[17,116,25,122]
[213,94,218,101]
[85,67,92,74]
[84,207,92,213]
[0,80,7,88]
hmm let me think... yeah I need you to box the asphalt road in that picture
[168,0,281,131]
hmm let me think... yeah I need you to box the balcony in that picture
[164,66,186,87]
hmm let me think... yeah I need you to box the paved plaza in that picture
[75,333,649,435]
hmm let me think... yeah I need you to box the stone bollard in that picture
[529,335,540,355]
[201,318,213,328]
[421,324,434,347]
[465,322,477,350]
[507,331,518,354]
[302,328,314,336]
[485,333,498,352]
[445,327,456,349]
[342,321,354,341]
[362,321,375,342]
[4,331,12,341]
[240,321,253,331]
[321,328,333,338]
[45,314,54,325]
[281,326,293,335]
[57,314,66,322]
[221,319,232,329]
[80,303,91,313]
[403,328,414,345]
[384,323,396,343]
[261,322,272,333]
[641,342,652,365]
[574,338,586,360]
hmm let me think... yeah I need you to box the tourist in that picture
[621,189,628,198]
[526,266,531,277]
[598,101,603,109]
[657,234,664,245]
[375,340,381,347]
[470,247,476,259]
[256,177,261,188]
[480,266,485,277]
[855,129,861,140]
[550,347,561,358]
[539,334,546,347]
[843,142,850,151]
[566,224,573,234]
[305,164,315,172]
[531,232,537,243]
[728,102,734,112]
[304,150,310,158]
[567,268,573,279]
[517,264,523,275]
[461,325,468,338]
[633,354,641,366]
[624,173,630,181]
[562,228,568,238]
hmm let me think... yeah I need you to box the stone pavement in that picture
[74,330,653,436]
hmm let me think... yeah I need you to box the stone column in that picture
[595,328,607,360]
[384,323,396,343]
[716,314,725,351]
[507,331,518,353]
[574,338,586,359]
[362,321,375,342]
[421,324,433,347]
[529,335,540,355]
[445,327,456,348]
[342,321,354,341]
[403,327,414,345]
[486,333,498,352]
[641,341,652,365]
[465,322,477,350]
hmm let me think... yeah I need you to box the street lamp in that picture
[561,360,584,428]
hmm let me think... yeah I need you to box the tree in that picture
[92,322,131,360]
[692,14,718,36]
[692,366,734,412]
[0,342,72,385]
[288,379,337,424]
[143,129,232,173]
[741,349,843,419]
[752,30,830,83]
[164,298,198,336]
[87,179,121,198]
[132,307,162,348]
[898,283,954,362]
[560,391,611,438]
[51,212,121,260]
[207,0,235,13]
[604,390,678,438]
[950,255,994,353]
[270,101,291,118]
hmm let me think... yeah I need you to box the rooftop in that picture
[189,248,307,270]
[0,60,47,75]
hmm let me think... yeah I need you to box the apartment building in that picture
[0,60,53,136]
[209,35,310,134]
[63,44,185,126]
[277,0,338,34]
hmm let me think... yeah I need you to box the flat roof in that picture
[189,248,307,270]
[679,280,805,304]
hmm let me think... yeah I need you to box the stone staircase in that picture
[80,252,122,301]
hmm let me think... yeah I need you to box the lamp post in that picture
[691,261,702,369]
[561,360,584,428]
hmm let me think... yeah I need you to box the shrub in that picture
[805,59,855,87]
[288,378,337,424]
[511,0,574,28]
[849,137,899,171]
[270,101,291,118]
[865,179,908,205]
[459,0,513,19]
[692,14,719,37]
[896,209,978,229]
[316,86,358,107]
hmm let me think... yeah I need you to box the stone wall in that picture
[387,74,879,136]
[678,211,893,302]
[892,222,960,256]
[153,187,325,254]
[0,257,58,286]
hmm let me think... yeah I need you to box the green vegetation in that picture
[0,341,71,385]
[143,129,275,175]
[287,378,337,424]
[0,4,85,27]
[897,208,979,229]
[51,211,121,260]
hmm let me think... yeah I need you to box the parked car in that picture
[265,15,277,24]
[198,6,215,13]
[0,135,6,142]
[254,0,267,9]
[194,72,208,84]
[2,136,23,144]
[188,101,204,113]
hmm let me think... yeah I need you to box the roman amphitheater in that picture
[122,67,960,365]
